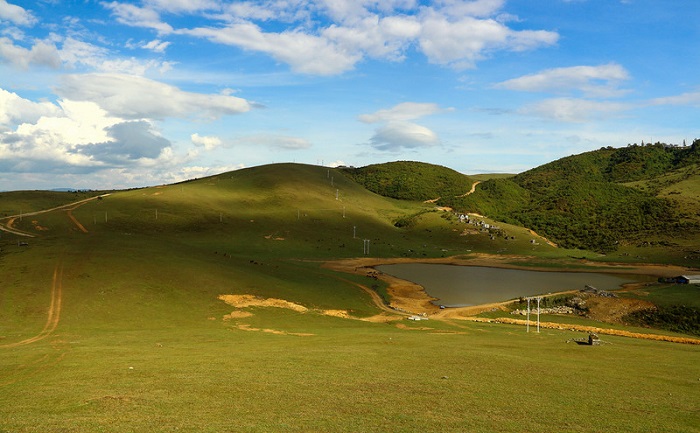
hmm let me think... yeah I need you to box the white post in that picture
[353,226,356,238]
[537,297,541,333]
[526,298,530,333]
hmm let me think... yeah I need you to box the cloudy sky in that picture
[0,0,698,190]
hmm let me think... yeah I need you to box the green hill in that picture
[441,141,700,260]
[342,161,473,201]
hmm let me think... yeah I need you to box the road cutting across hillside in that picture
[0,194,107,236]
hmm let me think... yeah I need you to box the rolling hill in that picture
[437,141,700,263]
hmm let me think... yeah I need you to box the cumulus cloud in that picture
[0,0,36,26]
[495,63,631,98]
[369,121,439,151]
[418,13,557,69]
[75,120,171,164]
[0,97,177,177]
[518,97,630,122]
[0,37,61,69]
[191,133,222,150]
[172,0,558,75]
[56,73,252,119]
[183,22,362,76]
[0,88,62,126]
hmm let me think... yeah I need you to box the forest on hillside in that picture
[349,142,700,252]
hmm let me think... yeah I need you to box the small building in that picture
[588,333,600,346]
[675,275,700,284]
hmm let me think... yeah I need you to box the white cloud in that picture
[0,88,62,125]
[56,73,252,119]
[418,13,558,69]
[369,121,439,151]
[323,15,420,61]
[648,91,700,107]
[0,96,176,175]
[76,120,172,164]
[144,0,220,14]
[495,63,631,98]
[359,102,447,123]
[0,36,173,75]
[236,133,312,150]
[141,39,170,53]
[0,0,36,26]
[518,97,631,122]
[437,0,506,19]
[103,1,174,34]
[175,1,557,75]
[0,37,61,69]
[183,22,362,75]
[191,133,222,150]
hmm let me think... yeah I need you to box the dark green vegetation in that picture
[436,141,700,260]
[343,160,473,201]
[1,160,699,432]
[624,305,700,336]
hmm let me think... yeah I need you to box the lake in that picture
[376,263,645,307]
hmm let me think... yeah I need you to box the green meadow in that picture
[1,163,698,432]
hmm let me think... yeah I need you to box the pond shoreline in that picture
[323,254,694,318]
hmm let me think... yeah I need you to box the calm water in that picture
[377,264,644,307]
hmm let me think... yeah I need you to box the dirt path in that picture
[0,263,63,348]
[455,180,481,198]
[424,181,482,204]
[66,209,89,233]
[0,194,108,236]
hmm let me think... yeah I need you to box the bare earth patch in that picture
[235,324,314,337]
[218,294,308,312]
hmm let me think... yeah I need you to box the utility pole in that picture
[526,298,530,333]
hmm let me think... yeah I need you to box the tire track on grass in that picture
[0,263,64,348]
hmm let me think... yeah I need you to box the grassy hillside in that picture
[342,161,473,201]
[1,162,698,432]
[442,142,700,263]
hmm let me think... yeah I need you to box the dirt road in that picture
[0,194,108,236]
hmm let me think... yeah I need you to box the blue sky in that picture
[0,0,698,190]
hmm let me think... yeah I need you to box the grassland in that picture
[1,163,698,432]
